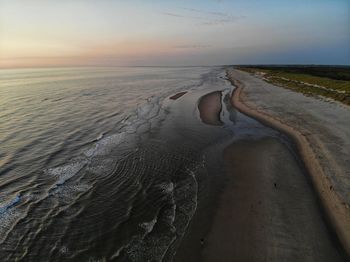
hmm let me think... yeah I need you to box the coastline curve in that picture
[227,69,350,257]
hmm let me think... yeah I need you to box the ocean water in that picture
[0,66,278,261]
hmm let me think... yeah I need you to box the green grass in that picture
[237,66,350,105]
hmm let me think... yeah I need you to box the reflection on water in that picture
[0,67,282,261]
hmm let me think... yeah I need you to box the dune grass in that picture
[237,66,350,105]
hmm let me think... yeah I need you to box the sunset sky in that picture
[0,0,349,68]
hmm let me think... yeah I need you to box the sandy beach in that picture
[175,135,345,261]
[173,67,349,261]
[203,138,343,261]
[227,68,350,258]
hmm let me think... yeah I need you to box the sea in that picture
[0,66,280,261]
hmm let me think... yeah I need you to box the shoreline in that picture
[227,69,350,256]
[174,69,344,261]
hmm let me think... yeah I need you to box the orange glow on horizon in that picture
[0,39,197,68]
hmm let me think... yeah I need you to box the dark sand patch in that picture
[198,91,223,126]
[170,91,187,100]
[202,138,343,261]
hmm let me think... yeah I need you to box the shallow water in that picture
[0,66,334,261]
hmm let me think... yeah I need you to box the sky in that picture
[0,0,349,68]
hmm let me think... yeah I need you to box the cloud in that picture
[161,7,246,26]
[160,12,186,18]
[181,7,226,16]
[181,7,246,24]
[201,16,246,26]
[173,44,211,49]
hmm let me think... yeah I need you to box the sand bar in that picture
[197,91,223,126]
[170,91,187,100]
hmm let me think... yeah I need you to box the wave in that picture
[0,195,20,215]
[0,67,229,261]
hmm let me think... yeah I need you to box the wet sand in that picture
[203,138,343,261]
[174,74,347,261]
[197,91,223,126]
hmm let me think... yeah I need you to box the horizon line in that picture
[1,63,350,70]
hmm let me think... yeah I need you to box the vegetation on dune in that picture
[236,66,350,105]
